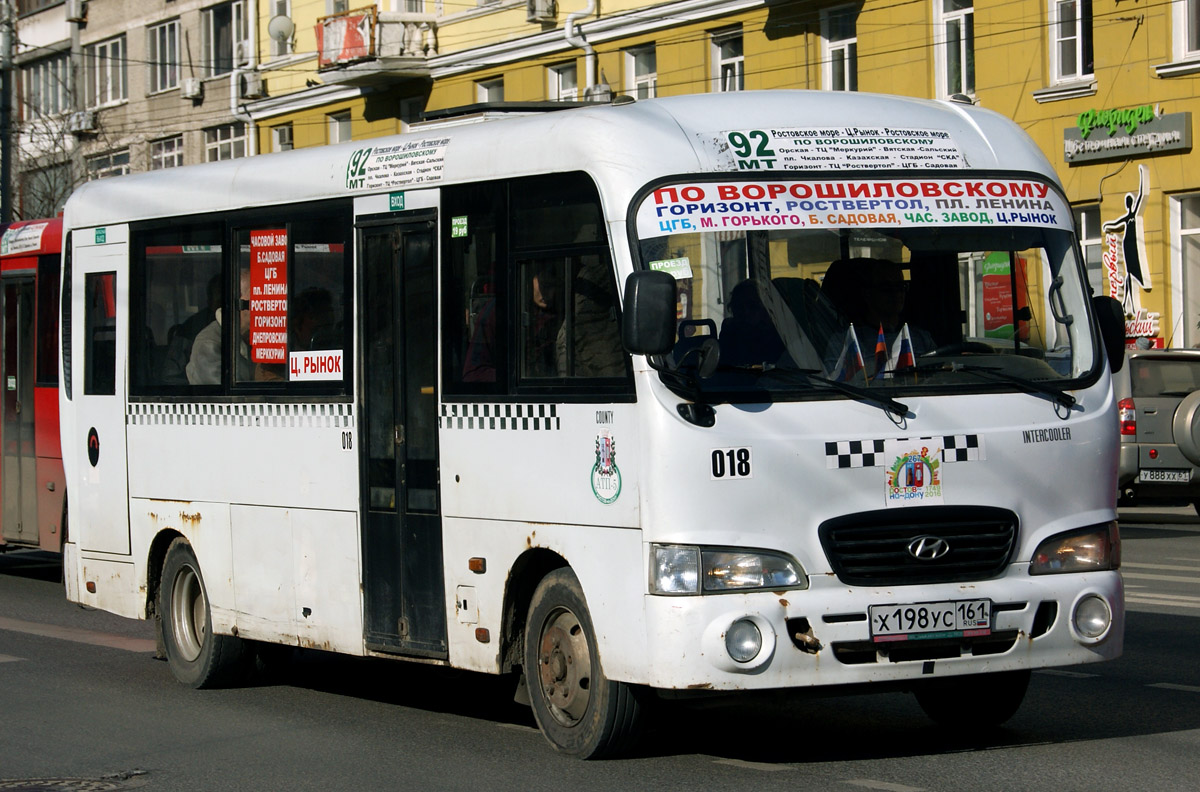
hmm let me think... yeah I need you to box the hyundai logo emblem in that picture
[907,535,950,561]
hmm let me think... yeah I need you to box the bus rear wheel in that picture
[913,669,1031,728]
[524,568,643,759]
[159,538,247,688]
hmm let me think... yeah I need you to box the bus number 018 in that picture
[711,447,752,480]
[341,431,354,451]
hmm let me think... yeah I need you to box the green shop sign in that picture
[1077,105,1156,139]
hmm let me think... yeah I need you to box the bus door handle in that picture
[394,425,405,446]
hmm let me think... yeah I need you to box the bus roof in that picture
[62,90,1057,231]
[0,217,63,259]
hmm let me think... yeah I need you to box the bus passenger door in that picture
[360,216,447,658]
[72,231,130,556]
[1,278,37,545]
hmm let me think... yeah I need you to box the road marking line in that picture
[0,654,22,663]
[713,759,793,772]
[1121,572,1200,584]
[844,780,926,792]
[1126,592,1200,602]
[0,616,156,653]
[1148,683,1200,694]
[496,723,539,734]
[1035,669,1098,678]
[1126,596,1200,609]
[1123,562,1200,572]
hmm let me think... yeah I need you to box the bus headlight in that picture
[1029,522,1121,575]
[650,545,807,594]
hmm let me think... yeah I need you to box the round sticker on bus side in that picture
[591,432,621,504]
[87,428,100,467]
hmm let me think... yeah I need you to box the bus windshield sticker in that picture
[637,178,1069,239]
[0,221,49,256]
[702,127,966,172]
[648,257,693,280]
[290,350,344,381]
[885,439,944,507]
[345,138,448,191]
[249,229,289,366]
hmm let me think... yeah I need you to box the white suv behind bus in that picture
[1117,348,1200,513]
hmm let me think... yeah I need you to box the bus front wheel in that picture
[159,538,247,688]
[914,669,1030,728]
[523,568,643,759]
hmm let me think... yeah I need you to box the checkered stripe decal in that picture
[825,435,984,468]
[825,440,887,469]
[440,403,560,431]
[128,402,353,427]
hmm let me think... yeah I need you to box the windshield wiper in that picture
[913,361,1076,409]
[761,365,910,417]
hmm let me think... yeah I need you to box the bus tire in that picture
[159,538,247,689]
[914,669,1030,728]
[523,568,643,759]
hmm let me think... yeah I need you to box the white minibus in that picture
[60,90,1125,758]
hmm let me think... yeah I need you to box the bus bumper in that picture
[637,569,1123,690]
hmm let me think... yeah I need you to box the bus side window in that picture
[84,273,116,396]
[443,182,506,394]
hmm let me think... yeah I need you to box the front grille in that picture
[819,506,1018,586]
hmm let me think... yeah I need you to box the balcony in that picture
[316,7,438,87]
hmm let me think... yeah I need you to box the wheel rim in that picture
[536,606,592,727]
[170,564,206,663]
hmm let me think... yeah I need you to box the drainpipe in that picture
[231,5,259,156]
[565,0,608,101]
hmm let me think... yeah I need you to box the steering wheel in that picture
[922,341,995,357]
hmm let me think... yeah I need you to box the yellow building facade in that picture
[251,0,1200,346]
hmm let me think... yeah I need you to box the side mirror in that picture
[1091,295,1125,374]
[622,270,677,356]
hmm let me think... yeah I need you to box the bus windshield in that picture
[634,176,1098,404]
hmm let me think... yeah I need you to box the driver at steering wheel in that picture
[823,258,936,378]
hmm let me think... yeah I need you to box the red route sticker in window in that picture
[249,228,288,364]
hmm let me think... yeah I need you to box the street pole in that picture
[0,0,13,224]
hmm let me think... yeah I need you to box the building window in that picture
[148,19,181,93]
[273,123,294,152]
[822,6,859,91]
[1073,205,1103,298]
[328,111,351,144]
[85,37,127,109]
[626,45,657,100]
[712,29,744,92]
[205,122,247,161]
[476,78,504,103]
[87,150,131,180]
[270,0,293,57]
[20,53,71,118]
[19,162,72,219]
[1181,196,1200,347]
[150,136,184,170]
[548,63,578,101]
[1173,0,1200,62]
[399,96,424,133]
[1051,0,1093,82]
[936,0,974,97]
[202,1,249,77]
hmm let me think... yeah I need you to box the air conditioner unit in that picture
[65,0,87,23]
[239,73,265,100]
[67,111,97,135]
[526,0,556,23]
[182,78,203,100]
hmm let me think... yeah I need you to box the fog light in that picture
[725,619,762,663]
[1073,595,1111,639]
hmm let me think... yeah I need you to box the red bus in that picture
[0,218,65,553]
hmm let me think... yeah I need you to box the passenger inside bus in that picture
[523,264,562,378]
[292,287,336,351]
[718,279,786,367]
[186,271,254,384]
[162,275,221,384]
